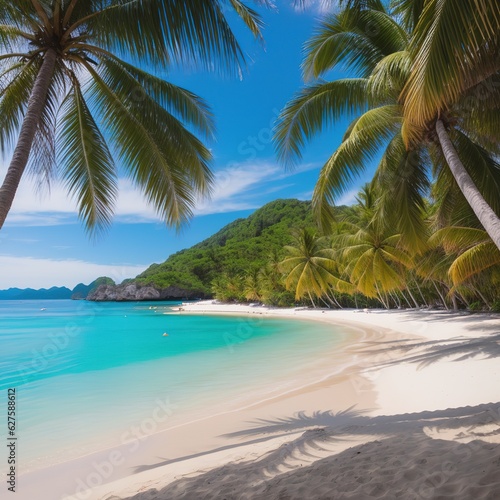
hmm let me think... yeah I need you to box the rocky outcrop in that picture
[86,283,204,301]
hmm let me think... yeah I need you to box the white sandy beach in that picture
[19,303,500,500]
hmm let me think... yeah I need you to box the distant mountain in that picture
[0,277,115,300]
[0,286,72,300]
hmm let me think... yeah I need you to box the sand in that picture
[17,303,500,500]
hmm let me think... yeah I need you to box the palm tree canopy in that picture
[0,0,269,233]
[280,228,344,300]
[275,0,500,253]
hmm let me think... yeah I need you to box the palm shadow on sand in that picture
[121,402,500,500]
[354,311,500,368]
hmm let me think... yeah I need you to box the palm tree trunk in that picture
[413,279,428,307]
[436,120,500,251]
[432,281,448,310]
[406,287,420,308]
[325,291,342,309]
[0,49,57,229]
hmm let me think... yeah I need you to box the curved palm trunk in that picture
[435,120,500,251]
[0,49,57,229]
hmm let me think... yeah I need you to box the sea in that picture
[0,300,349,473]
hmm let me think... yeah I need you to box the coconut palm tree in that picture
[280,228,345,307]
[275,0,500,251]
[0,0,270,232]
[331,184,415,307]
[398,0,500,249]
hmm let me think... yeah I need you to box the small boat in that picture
[162,332,169,337]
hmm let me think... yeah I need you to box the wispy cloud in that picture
[4,160,319,224]
[0,255,147,289]
[292,0,337,14]
[337,189,358,206]
[194,161,281,215]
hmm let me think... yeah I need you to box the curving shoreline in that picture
[18,303,500,499]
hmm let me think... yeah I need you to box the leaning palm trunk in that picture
[0,49,57,229]
[435,120,500,251]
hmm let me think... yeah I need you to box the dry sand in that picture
[18,303,500,499]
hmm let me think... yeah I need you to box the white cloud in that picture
[194,162,281,215]
[292,0,337,14]
[0,255,147,289]
[337,189,358,206]
[4,160,313,224]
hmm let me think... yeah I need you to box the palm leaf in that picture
[100,56,215,138]
[302,6,406,79]
[312,104,401,230]
[403,0,500,134]
[0,58,39,154]
[274,78,370,166]
[57,83,117,234]
[87,0,263,73]
[86,63,213,227]
[449,241,500,284]
[372,133,429,253]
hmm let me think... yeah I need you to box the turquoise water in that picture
[0,300,348,471]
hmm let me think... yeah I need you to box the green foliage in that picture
[491,301,500,313]
[468,301,483,312]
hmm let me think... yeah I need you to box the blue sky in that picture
[0,1,372,289]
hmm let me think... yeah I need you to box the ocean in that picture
[0,300,347,472]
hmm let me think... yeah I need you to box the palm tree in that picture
[331,185,415,308]
[280,228,344,307]
[275,1,500,251]
[335,224,414,308]
[398,0,500,249]
[0,0,269,232]
[243,268,262,301]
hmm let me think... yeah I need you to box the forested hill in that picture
[136,199,317,296]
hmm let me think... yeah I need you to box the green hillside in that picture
[136,199,315,296]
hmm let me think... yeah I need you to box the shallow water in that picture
[0,300,348,471]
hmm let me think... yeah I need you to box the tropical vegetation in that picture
[267,0,500,309]
[131,194,499,311]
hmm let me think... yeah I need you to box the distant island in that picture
[0,277,115,301]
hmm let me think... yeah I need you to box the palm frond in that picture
[0,58,39,155]
[86,63,213,227]
[88,0,264,73]
[312,104,401,231]
[302,6,406,79]
[372,133,429,253]
[403,0,500,132]
[392,0,425,32]
[368,50,411,100]
[274,78,370,166]
[57,83,117,234]
[429,226,491,253]
[449,241,500,285]
[98,55,215,139]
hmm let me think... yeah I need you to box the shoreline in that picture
[17,303,500,499]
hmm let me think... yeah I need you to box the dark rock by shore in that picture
[86,283,205,302]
